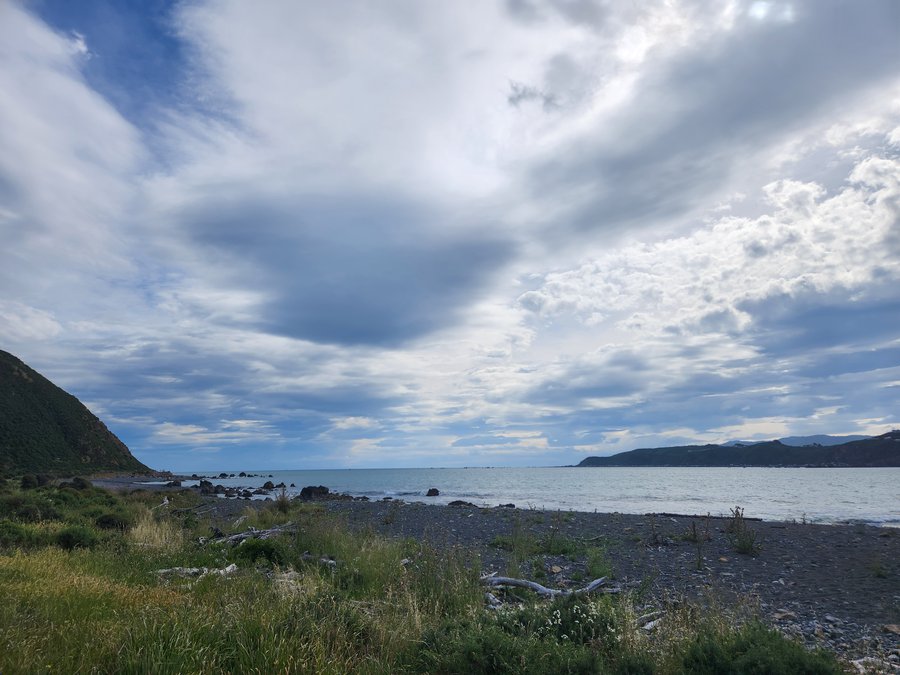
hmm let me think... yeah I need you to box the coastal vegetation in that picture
[0,478,845,673]
[0,350,150,476]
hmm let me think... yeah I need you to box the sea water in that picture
[169,466,900,526]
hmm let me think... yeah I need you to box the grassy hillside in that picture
[578,431,900,467]
[0,350,150,476]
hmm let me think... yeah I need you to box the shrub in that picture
[680,621,842,674]
[20,474,38,490]
[71,477,92,491]
[0,519,38,548]
[233,538,286,567]
[274,487,291,514]
[95,511,132,530]
[417,620,601,675]
[55,525,98,550]
[726,506,761,556]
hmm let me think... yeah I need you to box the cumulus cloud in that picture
[2,0,899,469]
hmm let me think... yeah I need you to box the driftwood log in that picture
[156,563,239,578]
[201,522,297,545]
[481,574,621,598]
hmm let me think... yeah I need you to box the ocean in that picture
[163,466,900,526]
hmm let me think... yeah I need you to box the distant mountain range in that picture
[578,432,900,468]
[0,349,151,476]
[723,434,871,447]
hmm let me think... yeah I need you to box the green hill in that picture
[0,350,151,476]
[577,431,900,468]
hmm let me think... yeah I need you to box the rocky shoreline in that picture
[92,476,900,670]
[323,499,899,670]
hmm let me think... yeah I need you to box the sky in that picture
[1,0,899,471]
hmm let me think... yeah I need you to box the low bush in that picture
[95,511,132,530]
[0,519,41,548]
[232,538,286,567]
[55,525,98,550]
[680,621,842,674]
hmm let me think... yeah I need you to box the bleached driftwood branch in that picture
[156,563,239,578]
[480,574,620,598]
[201,522,297,545]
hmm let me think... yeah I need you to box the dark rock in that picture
[165,480,182,487]
[218,473,228,479]
[275,482,286,489]
[239,472,247,477]
[498,503,516,509]
[252,488,268,495]
[299,485,330,500]
[190,474,200,480]
[448,500,477,508]
[262,481,275,490]
[213,484,226,494]
[290,483,296,487]
[426,488,440,497]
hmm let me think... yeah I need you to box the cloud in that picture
[170,191,514,346]
[520,0,900,238]
[2,1,899,469]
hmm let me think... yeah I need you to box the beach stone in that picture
[299,485,330,500]
[773,610,797,620]
[426,488,440,496]
[884,624,900,635]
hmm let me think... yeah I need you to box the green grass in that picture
[0,484,844,673]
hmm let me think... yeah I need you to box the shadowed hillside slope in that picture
[0,350,150,475]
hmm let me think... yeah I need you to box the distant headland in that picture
[577,433,900,468]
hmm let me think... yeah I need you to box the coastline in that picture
[324,499,900,664]
[84,477,900,664]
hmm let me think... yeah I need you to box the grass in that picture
[0,481,845,673]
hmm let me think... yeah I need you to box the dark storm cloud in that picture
[527,0,900,235]
[180,192,515,347]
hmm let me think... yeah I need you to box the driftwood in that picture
[481,574,620,598]
[156,563,239,578]
[201,522,297,545]
[301,552,338,568]
[637,610,665,630]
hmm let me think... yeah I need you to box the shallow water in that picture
[171,466,900,525]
